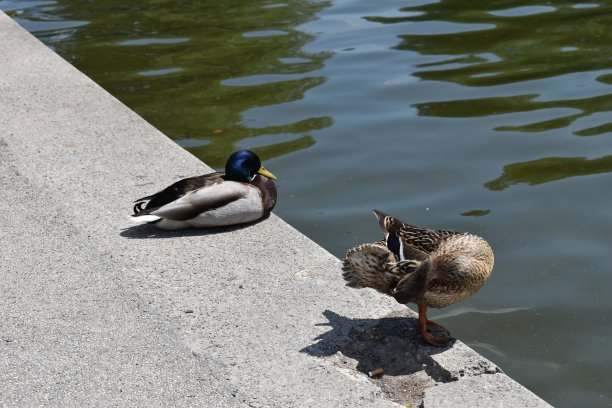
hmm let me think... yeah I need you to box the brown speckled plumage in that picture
[342,210,494,346]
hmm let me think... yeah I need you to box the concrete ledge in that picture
[423,374,552,408]
[0,11,551,407]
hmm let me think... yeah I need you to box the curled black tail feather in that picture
[133,201,148,215]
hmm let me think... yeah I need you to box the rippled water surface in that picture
[3,0,612,406]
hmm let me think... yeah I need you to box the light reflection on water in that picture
[432,306,531,320]
[3,0,612,406]
[119,37,190,46]
[488,5,557,17]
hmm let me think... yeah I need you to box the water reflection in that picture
[366,0,612,136]
[370,0,611,86]
[3,0,332,167]
[485,155,612,190]
[461,209,490,217]
[414,88,612,136]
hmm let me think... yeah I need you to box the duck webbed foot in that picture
[420,329,451,347]
[418,304,452,347]
[425,319,450,336]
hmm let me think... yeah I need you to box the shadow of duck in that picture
[119,217,266,239]
[301,310,456,395]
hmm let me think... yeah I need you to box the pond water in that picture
[3,0,612,406]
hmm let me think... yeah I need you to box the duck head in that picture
[225,150,276,182]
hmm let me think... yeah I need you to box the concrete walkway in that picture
[0,11,551,407]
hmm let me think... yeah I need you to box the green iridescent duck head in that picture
[225,150,276,182]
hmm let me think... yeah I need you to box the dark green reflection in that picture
[369,0,612,86]
[416,93,612,135]
[485,155,612,191]
[462,209,491,217]
[366,0,612,136]
[4,0,332,167]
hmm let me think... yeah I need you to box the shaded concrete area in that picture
[301,309,505,406]
[0,11,551,407]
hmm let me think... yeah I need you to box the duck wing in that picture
[134,172,225,213]
[373,209,461,259]
[136,180,253,221]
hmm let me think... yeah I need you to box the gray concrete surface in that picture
[423,374,553,408]
[0,11,552,407]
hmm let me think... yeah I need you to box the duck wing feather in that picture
[373,209,461,257]
[134,172,225,212]
[135,177,251,221]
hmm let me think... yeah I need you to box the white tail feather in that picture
[130,214,161,223]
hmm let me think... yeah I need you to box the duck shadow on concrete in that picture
[119,218,266,239]
[301,309,455,382]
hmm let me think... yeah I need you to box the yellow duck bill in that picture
[257,166,276,180]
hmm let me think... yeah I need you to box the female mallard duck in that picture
[131,150,277,230]
[342,210,494,347]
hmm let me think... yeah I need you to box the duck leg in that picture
[418,304,451,347]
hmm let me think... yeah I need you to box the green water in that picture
[3,0,612,406]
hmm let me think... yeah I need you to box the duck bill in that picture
[257,166,276,180]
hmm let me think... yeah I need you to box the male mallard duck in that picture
[342,210,494,347]
[131,150,277,230]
